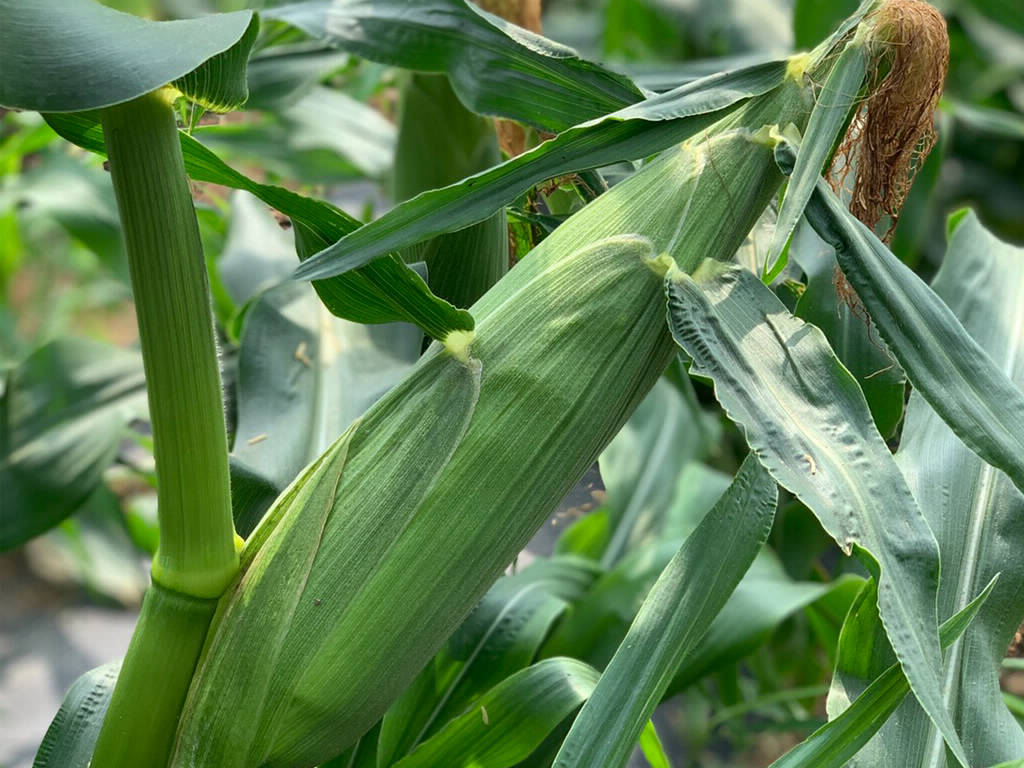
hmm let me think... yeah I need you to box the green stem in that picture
[91,584,218,767]
[90,90,240,767]
[101,89,238,598]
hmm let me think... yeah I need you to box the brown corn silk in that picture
[830,0,949,238]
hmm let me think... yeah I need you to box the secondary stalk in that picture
[90,89,239,767]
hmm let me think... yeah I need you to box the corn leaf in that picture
[230,280,421,533]
[43,112,471,341]
[244,44,349,111]
[264,0,644,132]
[801,174,1024,500]
[379,557,599,765]
[391,658,600,768]
[202,84,396,181]
[666,565,863,696]
[293,60,790,283]
[32,662,121,768]
[637,721,671,768]
[769,576,997,768]
[1,339,147,550]
[791,220,906,439]
[665,262,965,764]
[0,0,257,113]
[764,39,867,281]
[544,470,841,688]
[828,210,1024,766]
[598,378,712,567]
[552,455,777,768]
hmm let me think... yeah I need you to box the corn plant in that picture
[3,0,1024,767]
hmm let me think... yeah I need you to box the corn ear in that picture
[172,70,816,768]
[393,73,508,308]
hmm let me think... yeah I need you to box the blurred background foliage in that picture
[1,0,1021,766]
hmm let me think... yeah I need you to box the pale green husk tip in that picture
[443,329,476,362]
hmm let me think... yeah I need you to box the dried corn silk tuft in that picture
[829,0,948,238]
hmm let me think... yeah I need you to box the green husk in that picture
[171,68,816,768]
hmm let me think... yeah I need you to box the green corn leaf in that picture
[598,378,712,567]
[552,455,777,768]
[769,576,998,768]
[667,566,863,696]
[265,0,644,132]
[764,39,867,282]
[799,172,1024,501]
[828,210,1024,766]
[391,658,601,768]
[33,662,121,768]
[791,219,905,439]
[665,261,965,764]
[293,59,791,283]
[541,462,731,667]
[43,111,472,341]
[637,721,671,768]
[243,43,349,111]
[230,280,421,533]
[545,461,840,689]
[0,0,257,113]
[379,557,599,765]
[1,339,147,550]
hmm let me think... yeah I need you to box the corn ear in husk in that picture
[171,67,816,768]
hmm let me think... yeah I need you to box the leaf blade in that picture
[43,112,472,341]
[764,39,867,281]
[552,455,778,768]
[265,0,644,132]
[665,262,964,764]
[801,175,1024,500]
[0,0,256,113]
[33,662,122,768]
[293,60,790,283]
[769,576,998,768]
[391,658,601,768]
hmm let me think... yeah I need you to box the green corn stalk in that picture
[171,63,819,767]
[392,72,508,307]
